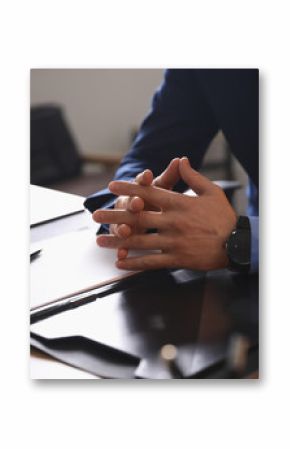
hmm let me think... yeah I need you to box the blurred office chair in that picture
[31,105,82,186]
[30,105,121,196]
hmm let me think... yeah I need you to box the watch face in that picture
[227,230,251,265]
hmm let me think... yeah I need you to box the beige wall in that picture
[30,69,164,156]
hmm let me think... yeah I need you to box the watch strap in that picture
[226,216,251,273]
[237,215,250,230]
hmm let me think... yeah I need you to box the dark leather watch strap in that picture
[237,215,250,230]
[226,216,251,273]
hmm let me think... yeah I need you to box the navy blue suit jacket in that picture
[84,69,259,270]
[85,69,258,211]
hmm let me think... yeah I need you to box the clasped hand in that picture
[93,157,237,271]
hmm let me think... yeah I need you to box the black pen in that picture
[30,248,42,262]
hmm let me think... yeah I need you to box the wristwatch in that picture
[225,216,251,273]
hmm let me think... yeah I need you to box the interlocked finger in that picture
[109,181,179,210]
[94,209,165,230]
[97,233,170,251]
[116,254,174,271]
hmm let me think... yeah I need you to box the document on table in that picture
[30,185,85,226]
[30,229,143,309]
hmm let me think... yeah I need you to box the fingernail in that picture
[96,237,106,247]
[116,260,125,269]
[93,211,102,222]
[108,181,115,191]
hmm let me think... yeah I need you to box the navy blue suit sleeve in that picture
[84,69,219,213]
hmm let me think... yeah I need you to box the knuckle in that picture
[134,211,143,229]
[176,237,186,252]
[137,210,146,226]
[170,216,179,229]
[170,235,180,251]
[132,235,142,247]
[169,213,182,230]
[167,254,179,269]
[116,195,128,209]
[162,237,173,251]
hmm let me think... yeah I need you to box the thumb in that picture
[179,157,215,195]
[153,158,180,189]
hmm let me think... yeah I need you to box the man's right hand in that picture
[108,158,181,259]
